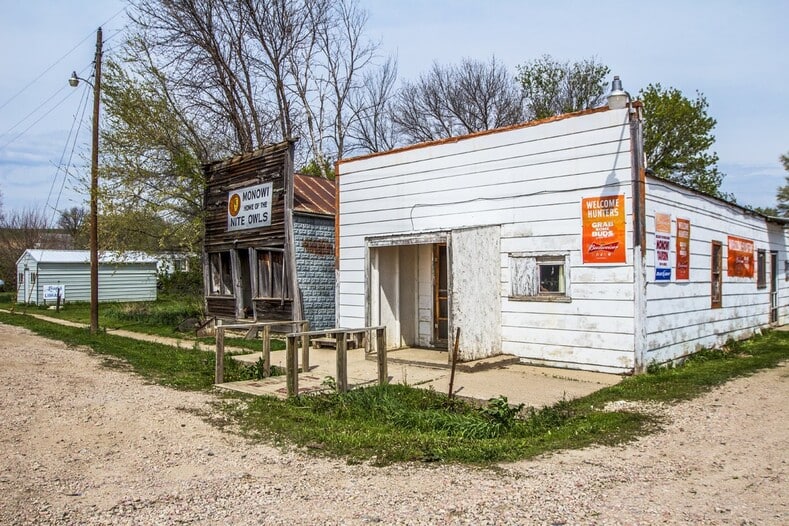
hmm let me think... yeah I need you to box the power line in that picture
[0,6,127,111]
[47,82,92,227]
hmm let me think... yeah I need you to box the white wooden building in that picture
[16,249,158,305]
[335,104,788,374]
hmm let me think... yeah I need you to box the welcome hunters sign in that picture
[227,182,273,231]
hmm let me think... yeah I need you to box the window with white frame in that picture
[510,253,570,301]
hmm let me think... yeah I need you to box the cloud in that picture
[720,161,785,209]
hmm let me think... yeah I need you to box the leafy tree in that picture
[516,55,610,120]
[639,84,725,197]
[393,56,524,143]
[753,206,778,216]
[299,158,335,179]
[775,152,789,216]
[98,55,205,252]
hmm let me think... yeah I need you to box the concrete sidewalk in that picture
[1,308,622,407]
[222,346,621,407]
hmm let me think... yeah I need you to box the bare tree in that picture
[393,56,524,144]
[0,208,55,290]
[349,55,400,154]
[57,207,89,249]
[127,0,382,169]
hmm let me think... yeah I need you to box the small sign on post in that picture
[43,284,66,302]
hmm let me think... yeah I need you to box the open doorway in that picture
[368,235,448,351]
[367,226,501,361]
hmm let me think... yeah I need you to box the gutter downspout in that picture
[630,101,648,373]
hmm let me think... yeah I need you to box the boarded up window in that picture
[510,253,569,300]
[711,241,722,308]
[209,252,232,295]
[756,249,766,289]
[258,250,288,299]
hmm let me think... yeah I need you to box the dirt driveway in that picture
[0,322,786,525]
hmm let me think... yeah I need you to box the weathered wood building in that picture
[16,249,157,305]
[202,140,336,330]
[335,104,789,373]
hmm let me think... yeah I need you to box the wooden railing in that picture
[284,326,387,397]
[214,320,308,384]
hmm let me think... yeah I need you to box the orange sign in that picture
[582,195,626,264]
[727,236,754,277]
[228,193,241,217]
[676,218,690,280]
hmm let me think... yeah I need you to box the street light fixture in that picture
[69,27,102,335]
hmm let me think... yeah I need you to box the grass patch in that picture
[1,308,787,465]
[0,311,253,390]
[0,295,281,353]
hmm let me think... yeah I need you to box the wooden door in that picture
[770,251,778,323]
[433,244,448,346]
[711,241,722,308]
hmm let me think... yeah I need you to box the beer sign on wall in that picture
[727,236,754,277]
[581,195,626,264]
[654,212,672,281]
[227,182,273,231]
[675,218,690,280]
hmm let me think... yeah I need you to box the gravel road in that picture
[0,322,786,525]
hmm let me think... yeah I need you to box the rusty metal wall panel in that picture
[293,174,336,216]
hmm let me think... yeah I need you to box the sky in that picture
[0,0,787,222]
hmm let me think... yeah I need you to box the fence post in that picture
[262,324,271,377]
[336,331,347,393]
[300,321,310,372]
[286,334,298,397]
[214,321,224,384]
[376,327,388,386]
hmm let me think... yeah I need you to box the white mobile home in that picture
[335,105,788,374]
[16,249,158,305]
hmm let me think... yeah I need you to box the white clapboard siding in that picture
[338,108,637,372]
[644,178,787,363]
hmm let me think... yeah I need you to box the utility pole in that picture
[89,27,103,334]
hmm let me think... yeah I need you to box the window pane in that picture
[539,264,564,293]
[757,250,766,288]
[258,252,271,297]
[258,251,288,299]
[271,252,284,298]
[209,253,221,294]
[220,252,232,295]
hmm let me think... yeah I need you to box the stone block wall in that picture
[293,214,336,330]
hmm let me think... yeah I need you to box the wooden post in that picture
[376,327,388,386]
[262,324,271,376]
[448,327,461,399]
[336,331,347,393]
[300,321,310,372]
[286,334,298,397]
[215,322,225,384]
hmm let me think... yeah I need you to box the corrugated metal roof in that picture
[294,174,336,216]
[20,249,158,265]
